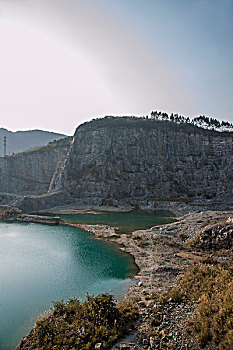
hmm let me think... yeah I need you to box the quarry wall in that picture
[55,118,233,207]
[0,138,71,195]
[0,118,232,212]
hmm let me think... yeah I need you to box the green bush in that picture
[18,294,138,350]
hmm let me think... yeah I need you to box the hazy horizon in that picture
[1,0,233,135]
[0,126,68,135]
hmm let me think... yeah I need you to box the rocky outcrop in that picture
[192,216,233,250]
[0,137,71,195]
[0,205,63,224]
[53,118,233,208]
[0,205,22,220]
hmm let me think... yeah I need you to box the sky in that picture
[0,0,232,135]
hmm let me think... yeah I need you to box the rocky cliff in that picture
[0,137,71,195]
[1,117,232,212]
[52,117,233,208]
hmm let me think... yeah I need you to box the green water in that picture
[0,210,175,349]
[0,223,136,350]
[43,209,175,233]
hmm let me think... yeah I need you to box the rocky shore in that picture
[73,211,232,349]
[0,206,232,349]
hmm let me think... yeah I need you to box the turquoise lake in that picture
[0,210,175,349]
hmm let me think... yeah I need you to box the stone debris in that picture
[196,221,233,249]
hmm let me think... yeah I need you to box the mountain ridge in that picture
[0,128,67,156]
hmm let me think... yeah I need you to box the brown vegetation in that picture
[18,294,138,350]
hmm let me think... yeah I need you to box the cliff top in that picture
[76,116,233,137]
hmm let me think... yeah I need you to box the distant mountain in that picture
[0,128,67,156]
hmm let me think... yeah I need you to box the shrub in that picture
[18,294,138,350]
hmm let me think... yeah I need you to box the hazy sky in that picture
[0,0,232,134]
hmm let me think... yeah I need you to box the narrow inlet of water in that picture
[40,209,176,233]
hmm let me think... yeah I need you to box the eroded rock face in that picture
[53,118,233,208]
[0,138,71,195]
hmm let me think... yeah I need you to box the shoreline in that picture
[63,222,140,280]
[1,206,232,349]
[29,196,233,217]
[68,210,232,349]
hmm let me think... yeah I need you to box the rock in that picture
[194,220,233,249]
[226,217,233,224]
[0,205,22,220]
[95,343,103,350]
[120,345,131,350]
[0,137,71,195]
[149,336,156,347]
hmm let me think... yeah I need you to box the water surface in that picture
[0,222,136,350]
[0,210,175,349]
[43,209,175,233]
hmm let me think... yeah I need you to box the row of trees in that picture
[88,112,233,132]
[150,111,233,131]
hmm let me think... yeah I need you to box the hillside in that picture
[0,128,67,156]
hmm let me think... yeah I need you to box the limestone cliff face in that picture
[53,118,233,207]
[0,138,71,195]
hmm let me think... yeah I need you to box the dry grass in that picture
[149,257,233,349]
